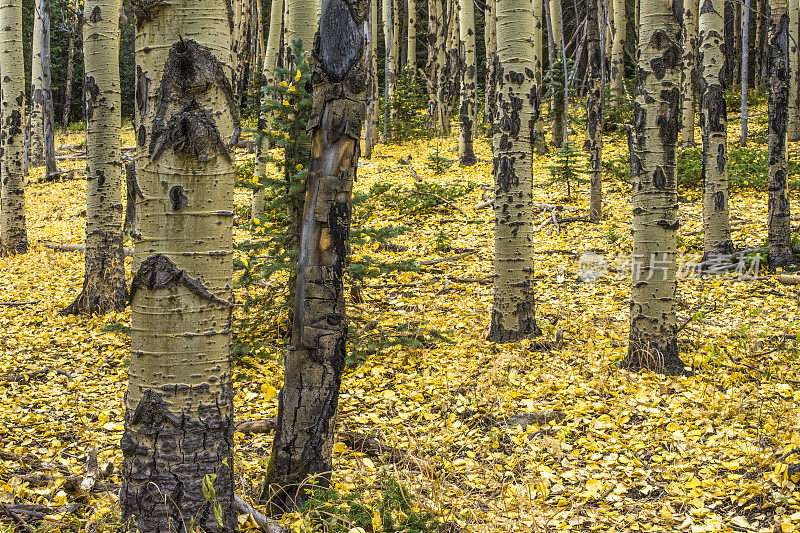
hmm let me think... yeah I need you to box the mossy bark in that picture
[0,0,28,255]
[699,0,734,257]
[62,0,126,316]
[121,2,239,530]
[458,0,476,165]
[681,0,699,147]
[767,0,793,268]
[489,0,541,343]
[610,0,626,97]
[625,0,685,375]
[264,0,367,511]
[586,0,602,222]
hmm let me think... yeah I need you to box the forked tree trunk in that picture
[0,0,27,255]
[532,0,546,152]
[741,0,750,146]
[625,0,685,375]
[62,0,125,316]
[408,0,417,75]
[120,1,239,530]
[40,0,58,178]
[264,0,367,511]
[458,0,476,165]
[681,0,699,147]
[29,1,44,167]
[61,0,78,132]
[767,0,793,268]
[586,0,602,221]
[484,0,497,134]
[699,0,734,257]
[549,0,564,148]
[610,0,625,96]
[788,0,800,140]
[252,0,285,221]
[489,0,541,343]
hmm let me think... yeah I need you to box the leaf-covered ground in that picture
[2,109,800,533]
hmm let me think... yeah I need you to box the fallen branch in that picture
[475,198,494,210]
[42,241,133,257]
[0,505,33,533]
[411,188,469,218]
[723,347,800,385]
[419,250,477,266]
[340,430,430,472]
[1,503,82,522]
[0,301,40,307]
[234,495,287,533]
[502,410,566,427]
[235,418,276,434]
[4,367,73,382]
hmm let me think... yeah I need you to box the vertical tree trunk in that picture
[533,0,546,152]
[681,0,699,146]
[61,0,78,132]
[120,1,239,530]
[586,0,602,221]
[606,0,614,63]
[427,0,442,131]
[384,0,397,138]
[699,0,734,257]
[610,0,625,97]
[29,1,44,168]
[408,0,417,75]
[734,0,742,85]
[40,0,58,178]
[767,0,793,268]
[788,0,800,140]
[489,0,541,343]
[364,0,379,155]
[741,0,750,145]
[549,0,564,148]
[253,0,285,221]
[756,0,765,86]
[264,0,367,511]
[458,0,476,165]
[0,0,27,255]
[392,0,401,75]
[484,0,497,133]
[62,0,125,315]
[286,0,317,55]
[626,0,685,375]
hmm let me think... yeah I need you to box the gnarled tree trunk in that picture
[458,0,476,165]
[586,0,602,221]
[264,0,367,511]
[489,0,541,343]
[120,1,239,530]
[625,0,685,375]
[681,0,699,147]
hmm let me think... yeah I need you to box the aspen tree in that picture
[458,0,476,165]
[40,0,58,178]
[365,0,379,156]
[489,0,540,343]
[610,0,625,96]
[120,0,240,529]
[63,0,125,315]
[606,0,614,61]
[392,0,401,73]
[484,0,497,132]
[741,0,750,145]
[586,0,602,221]
[681,0,699,146]
[409,0,417,74]
[29,1,44,167]
[0,0,27,254]
[61,0,79,131]
[533,0,546,153]
[384,0,397,130]
[626,0,685,374]
[788,0,800,140]
[767,0,793,267]
[265,0,368,511]
[549,0,564,148]
[286,0,317,57]
[253,0,285,221]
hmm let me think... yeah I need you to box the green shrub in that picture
[426,146,454,174]
[677,146,703,189]
[382,66,429,142]
[546,141,588,198]
[377,180,477,216]
[603,90,633,132]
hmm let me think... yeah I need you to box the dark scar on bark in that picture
[129,253,229,306]
[151,99,231,162]
[130,0,167,28]
[169,185,188,211]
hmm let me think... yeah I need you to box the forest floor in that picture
[1,107,800,533]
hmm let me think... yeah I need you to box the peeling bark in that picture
[681,0,699,147]
[586,0,603,221]
[458,0,476,165]
[625,0,685,375]
[264,0,367,511]
[0,0,28,255]
[121,2,238,530]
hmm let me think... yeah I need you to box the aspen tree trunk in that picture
[384,0,397,132]
[767,0,793,268]
[234,0,251,104]
[446,0,460,121]
[364,0,379,155]
[484,0,497,133]
[549,0,564,148]
[586,0,602,221]
[253,0,285,221]
[489,0,541,343]
[533,0,546,152]
[408,0,417,75]
[626,0,685,375]
[681,0,699,146]
[120,1,240,530]
[40,0,58,178]
[699,0,734,257]
[265,0,368,511]
[458,0,476,165]
[756,0,765,86]
[0,0,27,255]
[286,0,317,56]
[734,0,742,85]
[61,0,78,132]
[606,0,614,62]
[62,0,125,315]
[29,1,44,167]
[741,0,750,145]
[427,0,442,130]
[788,0,800,140]
[610,0,625,96]
[392,0,401,74]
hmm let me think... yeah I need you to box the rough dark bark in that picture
[263,0,368,512]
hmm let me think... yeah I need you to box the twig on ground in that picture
[0,301,40,307]
[411,188,469,217]
[0,505,33,533]
[234,495,287,533]
[42,241,133,257]
[4,368,73,382]
[419,250,477,265]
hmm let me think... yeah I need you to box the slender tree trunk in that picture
[0,0,27,255]
[756,0,765,86]
[699,0,734,257]
[549,0,564,148]
[40,0,58,178]
[61,0,78,132]
[120,0,239,530]
[558,0,568,144]
[606,0,614,62]
[253,0,285,221]
[533,0,547,152]
[484,0,497,134]
[427,0,442,131]
[29,1,44,167]
[458,0,476,165]
[586,0,602,221]
[62,0,125,315]
[408,0,417,76]
[610,0,625,96]
[489,0,541,343]
[741,0,750,145]
[286,0,317,55]
[788,0,800,140]
[384,0,397,138]
[767,0,793,268]
[393,0,401,75]
[626,0,685,375]
[264,0,367,511]
[734,0,742,85]
[364,0,379,155]
[681,0,699,146]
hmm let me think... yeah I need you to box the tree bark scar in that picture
[130,253,230,306]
